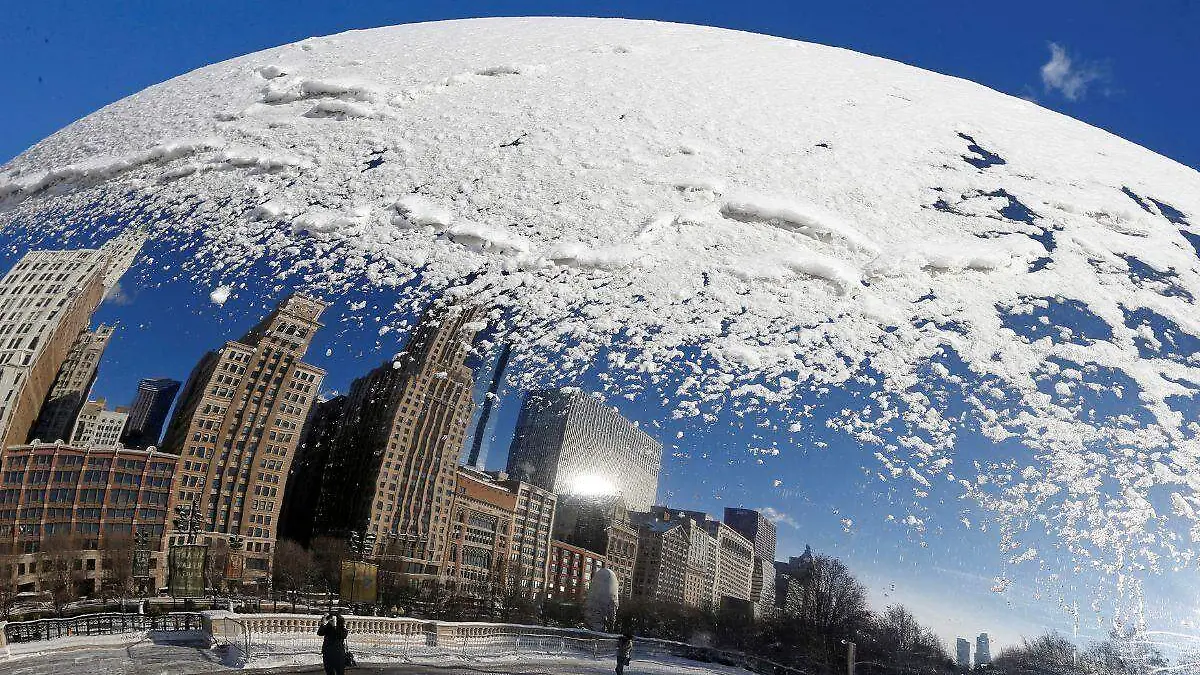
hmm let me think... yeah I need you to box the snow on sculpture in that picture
[1,18,1199,591]
[585,567,620,632]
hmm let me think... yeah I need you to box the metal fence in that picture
[3,611,205,643]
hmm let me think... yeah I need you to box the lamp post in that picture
[168,495,207,598]
[132,526,152,597]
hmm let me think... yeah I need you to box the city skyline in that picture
[0,233,1008,649]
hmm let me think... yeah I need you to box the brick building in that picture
[0,442,177,594]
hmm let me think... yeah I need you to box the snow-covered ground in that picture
[2,17,1200,586]
[3,640,752,675]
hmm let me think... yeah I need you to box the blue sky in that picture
[3,0,1199,653]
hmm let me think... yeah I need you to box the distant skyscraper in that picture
[120,377,181,449]
[956,637,972,670]
[0,231,141,451]
[463,342,511,469]
[30,324,116,443]
[70,398,129,448]
[724,508,779,616]
[299,302,482,579]
[976,633,991,666]
[505,389,662,511]
[162,295,327,580]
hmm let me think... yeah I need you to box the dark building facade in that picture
[120,377,181,449]
[300,302,482,579]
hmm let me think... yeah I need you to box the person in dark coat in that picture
[317,612,349,675]
[616,633,634,674]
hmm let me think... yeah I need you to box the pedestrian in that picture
[616,633,634,674]
[317,611,350,675]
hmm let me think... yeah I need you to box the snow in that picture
[2,17,1200,585]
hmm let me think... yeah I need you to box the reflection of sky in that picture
[5,230,1198,654]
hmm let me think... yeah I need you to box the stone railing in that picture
[3,611,809,674]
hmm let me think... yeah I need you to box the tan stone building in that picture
[0,442,177,594]
[631,508,712,608]
[442,467,557,599]
[161,295,326,581]
[70,398,129,448]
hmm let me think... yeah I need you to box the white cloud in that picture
[1040,42,1107,101]
[758,506,799,529]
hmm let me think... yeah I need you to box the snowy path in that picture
[4,644,751,675]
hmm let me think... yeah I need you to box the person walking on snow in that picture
[317,611,349,675]
[616,633,634,674]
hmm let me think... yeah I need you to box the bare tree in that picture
[205,538,231,595]
[100,533,136,601]
[866,604,952,672]
[39,534,87,615]
[310,535,348,595]
[272,539,315,609]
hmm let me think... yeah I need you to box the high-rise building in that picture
[976,633,991,666]
[162,295,327,579]
[299,302,481,579]
[0,442,177,593]
[724,508,779,616]
[674,508,754,607]
[630,508,712,607]
[70,398,129,448]
[0,230,143,451]
[774,546,815,614]
[120,377,181,449]
[29,324,115,444]
[552,494,639,599]
[506,389,662,511]
[956,637,972,670]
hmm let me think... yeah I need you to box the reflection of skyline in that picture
[1,234,1192,652]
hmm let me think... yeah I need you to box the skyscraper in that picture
[463,342,511,469]
[162,295,327,579]
[120,377,181,449]
[976,633,991,666]
[505,389,662,511]
[70,398,129,448]
[29,324,115,443]
[956,637,972,670]
[300,302,482,579]
[723,508,779,616]
[0,231,141,451]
